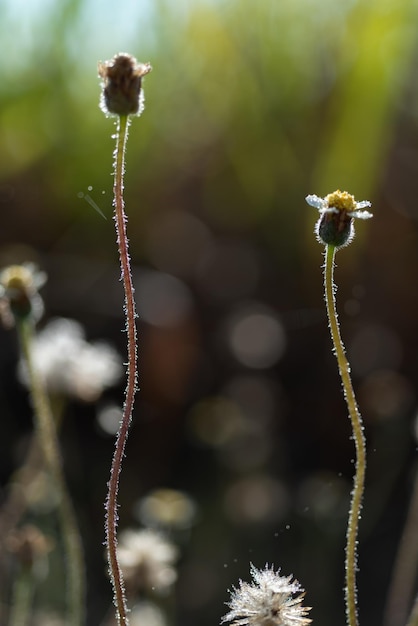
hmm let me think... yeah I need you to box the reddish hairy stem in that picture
[105,114,138,626]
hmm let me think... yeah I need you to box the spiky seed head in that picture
[222,564,312,626]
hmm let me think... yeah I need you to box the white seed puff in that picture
[222,564,311,626]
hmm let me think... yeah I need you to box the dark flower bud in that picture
[316,209,354,248]
[98,53,151,117]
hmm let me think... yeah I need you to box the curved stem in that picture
[105,114,138,626]
[18,319,84,626]
[324,244,366,626]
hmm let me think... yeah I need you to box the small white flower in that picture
[19,318,122,402]
[222,564,311,626]
[306,189,372,248]
[117,528,178,594]
[306,191,372,219]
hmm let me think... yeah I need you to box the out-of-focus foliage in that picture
[1,0,416,234]
[1,1,418,625]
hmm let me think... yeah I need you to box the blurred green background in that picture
[1,0,418,624]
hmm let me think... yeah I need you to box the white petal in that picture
[305,194,325,209]
[355,200,372,209]
[349,210,373,219]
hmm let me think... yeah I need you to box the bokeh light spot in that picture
[349,324,403,377]
[196,240,260,303]
[223,475,289,525]
[145,210,212,278]
[136,270,193,327]
[227,305,286,369]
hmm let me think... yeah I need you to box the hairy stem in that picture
[18,319,84,626]
[324,244,366,626]
[105,113,138,626]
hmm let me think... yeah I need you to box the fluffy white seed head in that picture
[222,564,311,626]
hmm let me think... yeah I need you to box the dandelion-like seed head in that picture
[98,52,151,117]
[306,189,372,248]
[222,564,312,626]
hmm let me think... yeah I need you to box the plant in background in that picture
[98,53,151,626]
[0,265,85,626]
[18,317,122,403]
[306,190,373,626]
[5,524,53,626]
[117,528,178,598]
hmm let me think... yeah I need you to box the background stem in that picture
[18,319,85,626]
[9,565,34,626]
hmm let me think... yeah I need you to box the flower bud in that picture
[98,53,152,117]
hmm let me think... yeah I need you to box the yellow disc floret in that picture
[325,190,357,213]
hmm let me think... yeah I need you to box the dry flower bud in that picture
[98,53,151,117]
